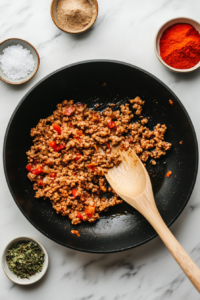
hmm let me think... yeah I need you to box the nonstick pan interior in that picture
[3,60,198,253]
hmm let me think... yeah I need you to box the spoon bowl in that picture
[107,148,146,198]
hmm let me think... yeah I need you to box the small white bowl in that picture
[155,17,200,73]
[0,38,40,85]
[1,236,49,285]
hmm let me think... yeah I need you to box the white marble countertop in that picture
[1,0,200,299]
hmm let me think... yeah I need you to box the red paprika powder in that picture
[160,23,200,69]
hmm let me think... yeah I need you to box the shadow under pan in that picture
[3,60,198,253]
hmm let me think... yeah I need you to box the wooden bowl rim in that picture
[0,38,40,85]
[50,0,98,34]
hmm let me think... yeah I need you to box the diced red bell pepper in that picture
[107,118,116,129]
[85,206,95,218]
[32,166,43,175]
[106,143,111,150]
[50,173,56,178]
[65,106,74,116]
[74,136,81,141]
[76,211,83,220]
[48,141,57,150]
[75,154,82,161]
[33,159,37,165]
[38,179,43,186]
[87,163,96,172]
[77,130,83,136]
[72,188,79,198]
[53,123,61,135]
[57,144,65,151]
[26,163,43,175]
[48,141,65,152]
[166,171,172,178]
[92,113,99,123]
[26,164,33,172]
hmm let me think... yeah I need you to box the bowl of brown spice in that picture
[1,236,49,285]
[51,0,98,34]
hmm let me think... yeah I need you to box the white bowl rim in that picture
[1,236,49,285]
[154,16,200,73]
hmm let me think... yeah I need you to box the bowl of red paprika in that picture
[155,17,200,73]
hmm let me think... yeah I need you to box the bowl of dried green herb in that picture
[1,236,49,285]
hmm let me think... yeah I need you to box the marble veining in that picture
[0,0,200,299]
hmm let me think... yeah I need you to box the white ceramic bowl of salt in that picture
[0,38,40,85]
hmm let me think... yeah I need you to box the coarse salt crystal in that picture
[0,44,35,81]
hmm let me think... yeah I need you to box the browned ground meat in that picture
[26,97,172,225]
[71,230,80,237]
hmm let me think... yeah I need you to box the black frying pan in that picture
[3,60,198,253]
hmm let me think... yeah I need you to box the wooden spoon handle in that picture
[142,204,200,292]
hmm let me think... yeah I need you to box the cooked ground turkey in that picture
[26,97,172,225]
[71,230,80,237]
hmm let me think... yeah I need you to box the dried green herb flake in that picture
[6,241,44,279]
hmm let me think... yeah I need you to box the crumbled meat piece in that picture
[26,97,171,225]
[129,96,145,115]
[151,159,156,165]
[139,151,152,162]
[141,118,148,125]
[179,141,183,145]
[27,173,36,182]
[71,230,80,237]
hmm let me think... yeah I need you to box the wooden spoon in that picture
[105,147,200,292]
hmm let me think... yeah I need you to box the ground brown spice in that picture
[57,0,93,31]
